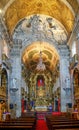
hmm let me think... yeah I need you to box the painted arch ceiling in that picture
[0,0,78,34]
[0,0,79,83]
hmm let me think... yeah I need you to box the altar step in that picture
[37,111,51,120]
[21,111,52,120]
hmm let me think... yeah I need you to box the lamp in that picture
[36,50,46,71]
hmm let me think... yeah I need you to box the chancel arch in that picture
[21,41,60,111]
[9,13,72,115]
[8,13,72,115]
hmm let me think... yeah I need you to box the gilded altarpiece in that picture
[0,69,7,120]
[29,74,52,111]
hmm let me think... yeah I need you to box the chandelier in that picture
[36,51,46,71]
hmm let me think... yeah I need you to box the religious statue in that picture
[12,78,17,88]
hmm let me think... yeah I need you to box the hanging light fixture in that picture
[36,46,46,71]
[36,30,46,71]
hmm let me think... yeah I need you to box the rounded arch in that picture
[21,41,60,73]
[1,68,8,88]
[12,13,68,36]
[3,0,76,34]
[21,38,60,57]
[12,14,68,48]
[73,68,79,97]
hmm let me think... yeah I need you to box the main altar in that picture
[35,87,48,111]
[29,74,53,111]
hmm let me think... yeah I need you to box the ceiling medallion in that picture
[37,2,42,7]
[36,51,46,71]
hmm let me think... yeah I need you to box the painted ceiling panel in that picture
[0,0,9,8]
[0,0,77,35]
[0,0,78,84]
[22,42,59,72]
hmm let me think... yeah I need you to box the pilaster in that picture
[10,39,22,117]
[59,44,72,112]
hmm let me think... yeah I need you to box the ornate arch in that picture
[73,68,79,98]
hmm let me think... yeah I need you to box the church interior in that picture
[0,0,79,129]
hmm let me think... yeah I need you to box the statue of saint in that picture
[12,78,17,88]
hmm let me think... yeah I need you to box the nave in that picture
[0,0,79,124]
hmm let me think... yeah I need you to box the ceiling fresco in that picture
[0,0,9,8]
[0,0,78,35]
[22,41,59,72]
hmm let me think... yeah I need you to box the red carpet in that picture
[36,120,48,130]
[36,112,61,130]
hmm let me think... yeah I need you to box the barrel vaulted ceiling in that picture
[22,42,59,72]
[0,0,78,35]
[0,0,79,84]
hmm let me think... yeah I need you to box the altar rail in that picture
[21,111,51,120]
[36,111,51,120]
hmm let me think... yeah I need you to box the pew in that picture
[55,129,79,130]
[0,122,35,130]
[52,124,79,130]
[45,114,79,130]
[0,116,37,130]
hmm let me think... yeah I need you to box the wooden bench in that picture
[46,120,79,130]
[55,128,79,130]
[0,125,33,129]
[0,117,37,130]
[52,124,79,130]
[0,123,35,130]
[45,115,79,130]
